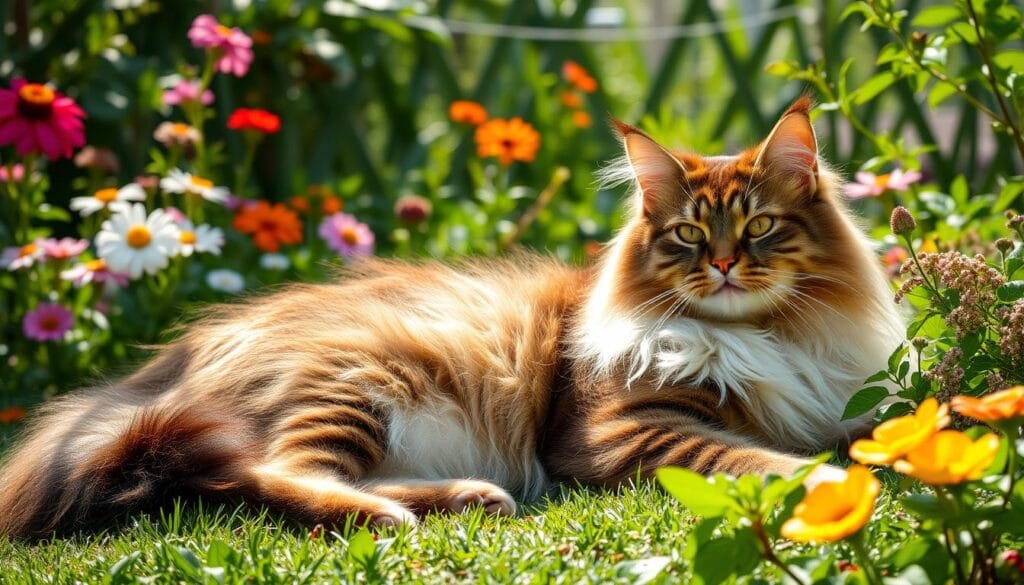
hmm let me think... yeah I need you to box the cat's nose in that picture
[711,257,737,274]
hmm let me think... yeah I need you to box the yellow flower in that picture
[781,465,880,543]
[893,430,1000,485]
[849,398,950,465]
[951,386,1024,423]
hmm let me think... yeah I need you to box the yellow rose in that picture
[951,386,1024,423]
[893,430,1000,485]
[849,398,950,465]
[781,465,880,543]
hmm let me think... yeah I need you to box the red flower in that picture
[227,108,281,134]
[0,78,86,160]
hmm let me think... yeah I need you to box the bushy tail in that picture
[0,389,256,539]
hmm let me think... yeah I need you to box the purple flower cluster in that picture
[897,251,1004,339]
[1000,300,1024,366]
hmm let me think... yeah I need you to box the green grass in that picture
[0,482,710,584]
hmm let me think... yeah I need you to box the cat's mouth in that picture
[711,281,747,296]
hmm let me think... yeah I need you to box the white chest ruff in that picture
[577,316,886,451]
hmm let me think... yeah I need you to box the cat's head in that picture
[602,97,870,323]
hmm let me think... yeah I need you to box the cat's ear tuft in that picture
[753,98,819,196]
[614,121,688,218]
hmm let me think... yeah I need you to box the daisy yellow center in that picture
[180,231,197,245]
[16,83,55,120]
[189,176,214,190]
[171,123,191,136]
[874,174,892,186]
[216,24,234,37]
[126,225,152,249]
[85,259,106,271]
[339,226,360,246]
[94,188,119,203]
[19,243,37,257]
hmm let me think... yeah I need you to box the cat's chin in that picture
[691,285,775,321]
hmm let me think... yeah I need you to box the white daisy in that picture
[259,253,290,270]
[0,240,45,270]
[95,203,181,279]
[69,184,146,217]
[206,269,245,293]
[177,219,224,257]
[160,168,229,204]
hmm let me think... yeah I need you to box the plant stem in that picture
[500,166,569,251]
[848,532,885,585]
[751,521,808,585]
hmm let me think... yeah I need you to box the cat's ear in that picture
[613,121,688,218]
[753,96,819,196]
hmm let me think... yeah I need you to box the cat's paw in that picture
[803,464,848,491]
[444,479,517,516]
[368,502,419,528]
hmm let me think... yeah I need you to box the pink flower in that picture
[188,15,254,77]
[60,258,130,288]
[40,237,89,261]
[318,213,374,258]
[22,303,74,342]
[0,164,25,182]
[0,78,86,160]
[162,80,214,107]
[843,168,923,199]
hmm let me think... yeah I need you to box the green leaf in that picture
[888,538,950,585]
[901,493,958,520]
[928,81,959,107]
[994,179,1024,212]
[656,467,736,517]
[865,370,890,383]
[843,386,891,420]
[877,401,914,422]
[912,5,962,27]
[1007,243,1024,277]
[919,190,956,217]
[691,530,761,585]
[765,60,799,78]
[994,50,1024,72]
[998,281,1024,301]
[851,71,897,105]
[950,175,969,205]
[613,556,671,585]
[346,528,377,566]
[948,21,978,45]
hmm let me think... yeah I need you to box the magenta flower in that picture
[22,303,74,342]
[162,80,214,107]
[40,237,89,261]
[0,78,86,160]
[843,168,923,199]
[0,164,25,182]
[319,213,374,259]
[187,15,254,77]
[60,258,130,288]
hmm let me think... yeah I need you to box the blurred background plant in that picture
[0,0,1021,418]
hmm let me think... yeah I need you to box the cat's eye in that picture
[746,216,774,238]
[675,224,705,244]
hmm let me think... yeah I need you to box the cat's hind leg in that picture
[363,479,516,516]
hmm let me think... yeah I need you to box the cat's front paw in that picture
[444,479,517,516]
[368,502,419,528]
[802,464,847,491]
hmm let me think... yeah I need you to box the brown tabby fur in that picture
[0,98,901,538]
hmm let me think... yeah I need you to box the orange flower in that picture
[0,406,27,424]
[233,201,303,252]
[560,90,583,109]
[893,430,1000,485]
[952,386,1024,422]
[474,117,541,166]
[572,110,592,128]
[849,398,950,465]
[449,100,488,125]
[322,196,343,215]
[562,60,597,93]
[781,465,879,543]
[288,195,310,213]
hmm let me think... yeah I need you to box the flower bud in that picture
[890,206,917,236]
[394,194,432,226]
[912,337,928,350]
[996,238,1014,254]
[910,31,928,48]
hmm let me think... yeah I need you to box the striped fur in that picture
[0,98,902,539]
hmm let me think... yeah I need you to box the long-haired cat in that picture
[0,98,903,538]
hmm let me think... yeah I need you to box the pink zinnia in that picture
[0,78,86,160]
[843,168,923,199]
[40,237,89,261]
[22,303,74,342]
[163,80,214,107]
[60,258,131,288]
[0,163,25,182]
[188,15,254,77]
[318,213,374,259]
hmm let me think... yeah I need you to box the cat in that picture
[0,97,904,538]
